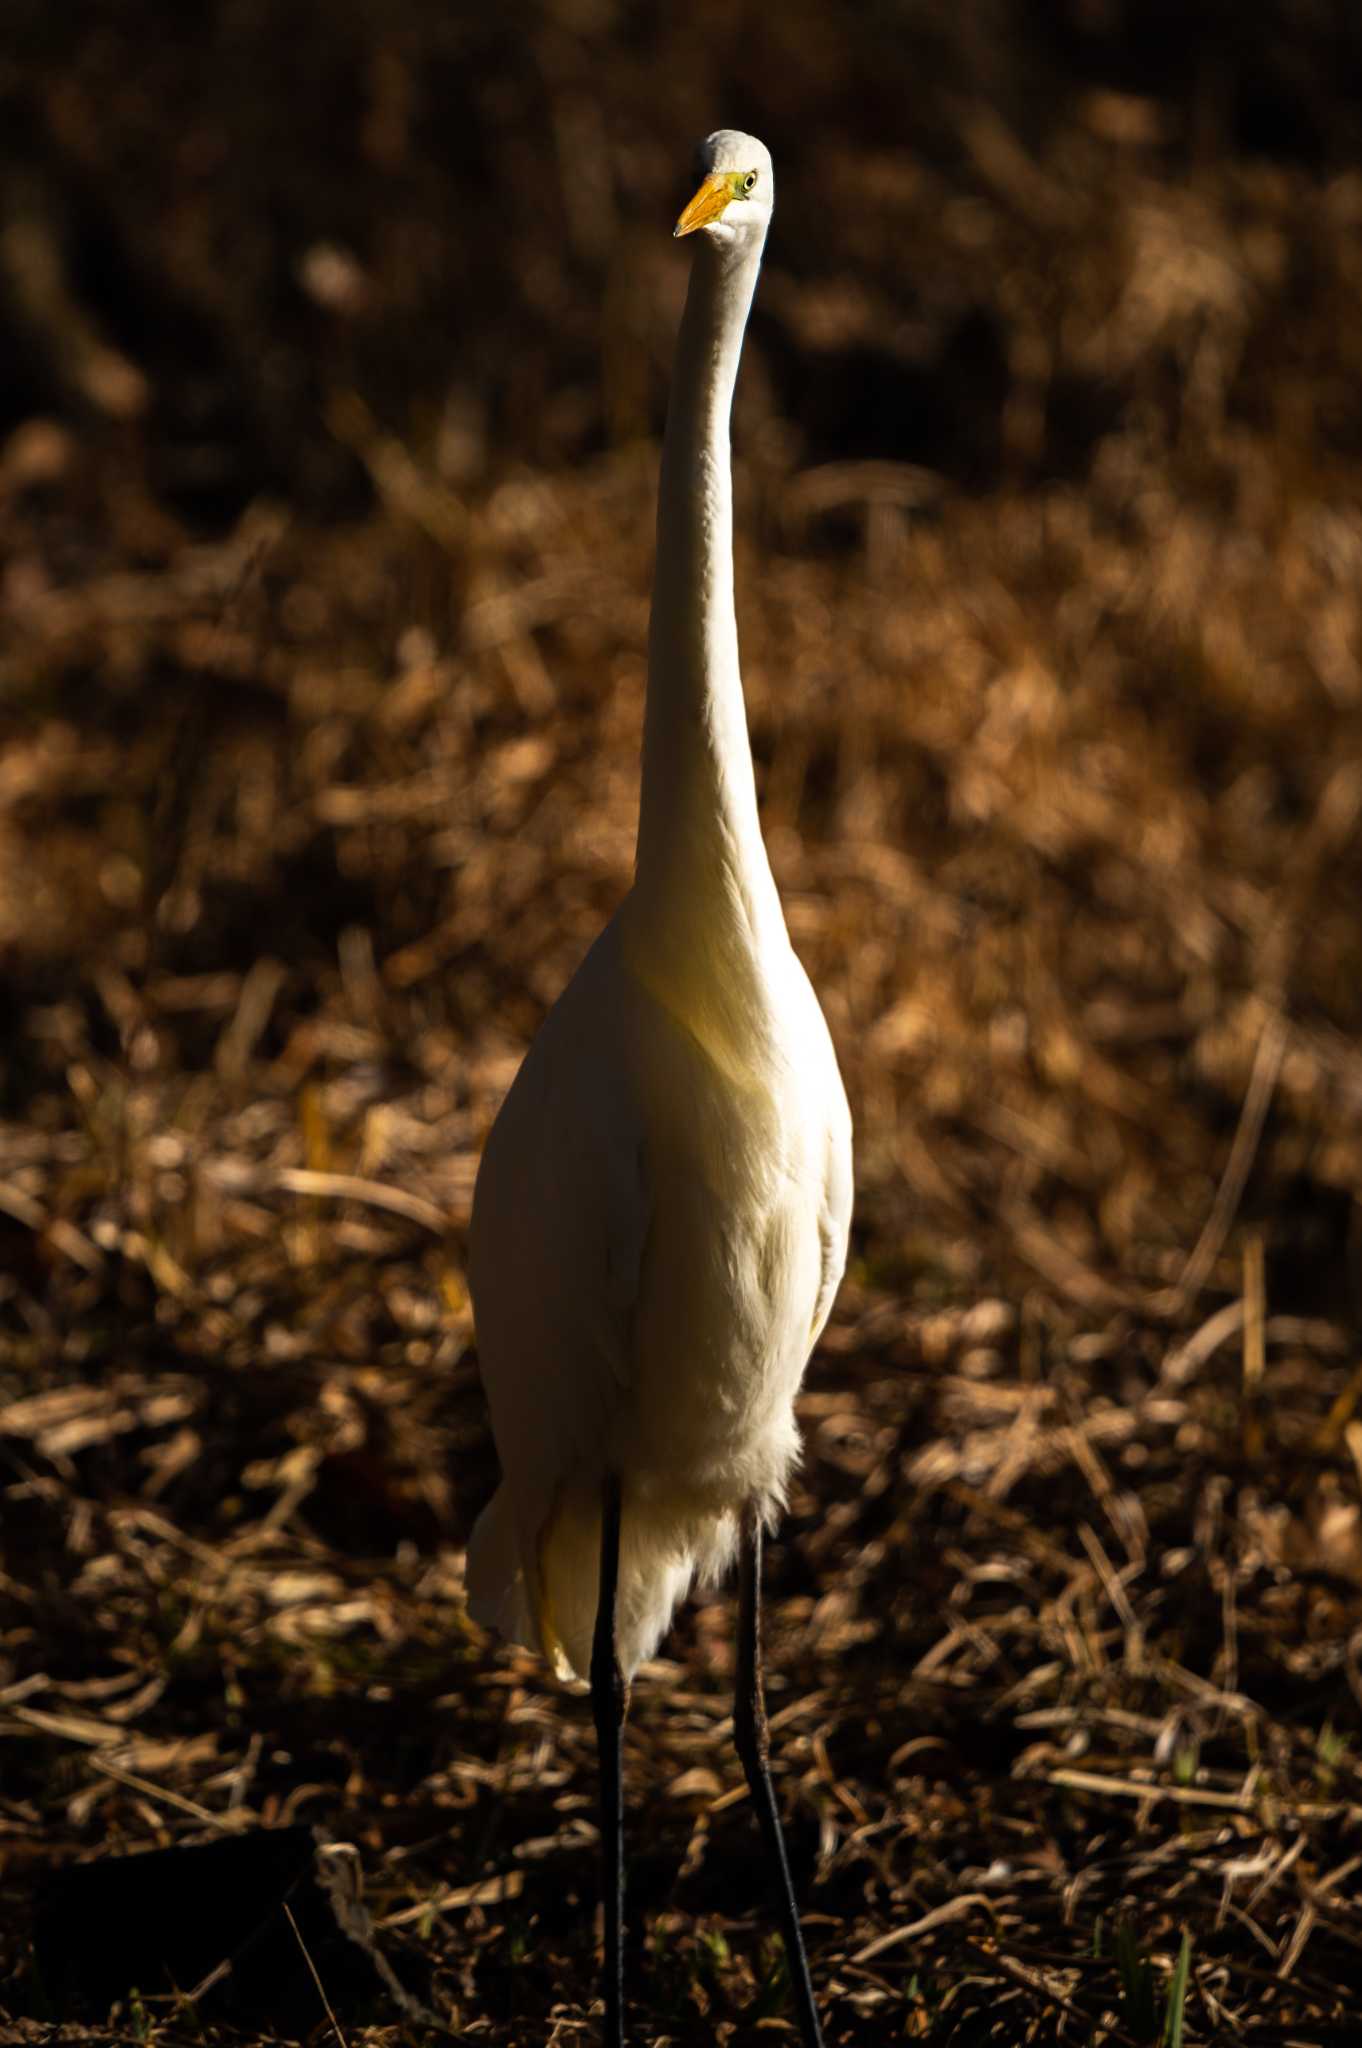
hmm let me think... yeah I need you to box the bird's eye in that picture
[742,170,758,193]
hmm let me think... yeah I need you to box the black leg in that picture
[734,1500,824,2048]
[591,1472,628,2048]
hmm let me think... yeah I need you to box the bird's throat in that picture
[633,231,784,992]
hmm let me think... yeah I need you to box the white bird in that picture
[466,129,852,2048]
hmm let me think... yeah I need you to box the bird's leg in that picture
[591,1471,629,2048]
[734,1500,824,2048]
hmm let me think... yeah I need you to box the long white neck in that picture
[631,228,786,987]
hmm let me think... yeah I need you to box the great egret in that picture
[466,129,852,2048]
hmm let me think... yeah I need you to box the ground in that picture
[3,4,1362,2042]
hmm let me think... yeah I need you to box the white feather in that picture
[466,130,852,1684]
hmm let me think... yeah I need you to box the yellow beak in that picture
[674,173,733,239]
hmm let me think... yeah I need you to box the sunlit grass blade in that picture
[1163,1929,1191,2048]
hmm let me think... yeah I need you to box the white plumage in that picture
[466,129,853,1688]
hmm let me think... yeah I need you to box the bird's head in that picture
[674,130,774,245]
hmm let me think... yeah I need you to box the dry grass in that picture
[3,3,1362,2041]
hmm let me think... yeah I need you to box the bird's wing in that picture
[603,1149,651,1381]
[467,941,654,1675]
[536,961,652,1392]
[469,931,652,1490]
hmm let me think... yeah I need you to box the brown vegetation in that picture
[3,3,1362,2040]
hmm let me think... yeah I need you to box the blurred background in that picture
[4,2,1362,2041]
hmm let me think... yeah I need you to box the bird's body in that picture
[465,129,850,2046]
[468,884,850,1679]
